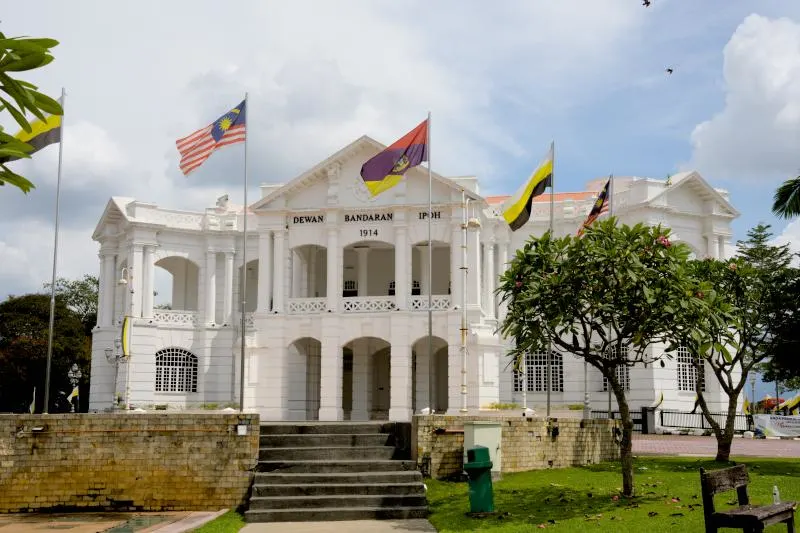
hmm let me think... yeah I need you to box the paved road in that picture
[0,510,225,533]
[633,434,800,457]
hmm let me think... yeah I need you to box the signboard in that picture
[753,414,800,437]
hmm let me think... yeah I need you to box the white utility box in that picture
[463,421,502,479]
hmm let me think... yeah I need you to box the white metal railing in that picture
[342,296,396,313]
[410,295,451,311]
[288,297,327,315]
[152,310,198,326]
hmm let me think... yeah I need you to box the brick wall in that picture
[412,415,620,479]
[0,413,259,513]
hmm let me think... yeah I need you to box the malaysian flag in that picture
[176,100,246,175]
[577,177,611,236]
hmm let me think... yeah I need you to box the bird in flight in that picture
[665,67,674,75]
[643,0,651,6]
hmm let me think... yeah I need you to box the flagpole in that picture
[239,92,249,413]
[546,141,554,419]
[43,87,66,415]
[426,111,434,414]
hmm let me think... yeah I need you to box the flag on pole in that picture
[176,100,246,175]
[121,316,131,358]
[67,386,79,402]
[577,176,611,236]
[29,387,36,414]
[360,119,428,197]
[0,114,62,163]
[501,142,554,231]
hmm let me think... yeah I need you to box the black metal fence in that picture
[659,409,753,433]
[591,410,642,432]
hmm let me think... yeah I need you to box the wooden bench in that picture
[700,464,796,532]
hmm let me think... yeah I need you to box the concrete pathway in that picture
[633,434,800,457]
[0,510,226,533]
[240,519,437,532]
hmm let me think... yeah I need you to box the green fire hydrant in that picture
[464,445,494,513]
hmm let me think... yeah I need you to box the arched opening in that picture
[410,240,452,310]
[287,337,322,420]
[411,336,449,413]
[237,259,259,313]
[153,257,200,325]
[342,241,395,312]
[342,336,391,420]
[289,245,327,298]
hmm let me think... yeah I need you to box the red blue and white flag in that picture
[176,100,246,176]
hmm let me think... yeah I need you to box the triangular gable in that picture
[251,135,485,211]
[648,171,740,218]
[92,197,134,240]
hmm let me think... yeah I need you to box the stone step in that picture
[255,460,417,474]
[258,446,398,461]
[244,506,429,523]
[248,494,428,511]
[252,482,425,497]
[260,433,393,448]
[259,423,394,435]
[253,470,423,485]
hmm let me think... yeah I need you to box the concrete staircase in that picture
[245,422,428,522]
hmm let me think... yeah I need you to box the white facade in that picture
[88,136,740,420]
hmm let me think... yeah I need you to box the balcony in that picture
[410,295,451,311]
[288,297,327,315]
[342,296,396,313]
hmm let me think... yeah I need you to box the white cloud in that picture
[774,219,800,257]
[689,14,800,180]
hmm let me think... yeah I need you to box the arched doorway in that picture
[342,337,391,420]
[287,337,321,420]
[412,336,449,413]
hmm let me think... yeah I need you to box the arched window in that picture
[603,345,630,392]
[676,346,705,392]
[155,347,198,393]
[514,350,563,393]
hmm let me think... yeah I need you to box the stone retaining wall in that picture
[412,415,620,479]
[0,413,259,513]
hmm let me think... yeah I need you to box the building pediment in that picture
[251,136,484,213]
[647,171,739,218]
[92,197,135,241]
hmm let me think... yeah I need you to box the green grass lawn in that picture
[190,510,245,532]
[427,457,800,532]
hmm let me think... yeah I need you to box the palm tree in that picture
[772,176,800,219]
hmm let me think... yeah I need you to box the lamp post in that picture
[67,363,82,413]
[117,266,134,409]
[104,337,127,410]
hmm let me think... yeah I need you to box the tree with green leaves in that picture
[0,33,63,193]
[43,274,99,335]
[498,219,711,497]
[0,293,89,413]
[677,225,798,461]
[772,176,800,219]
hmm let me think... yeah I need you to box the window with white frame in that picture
[602,345,630,391]
[155,347,198,393]
[513,350,563,393]
[676,346,705,392]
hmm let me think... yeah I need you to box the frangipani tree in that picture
[498,219,713,497]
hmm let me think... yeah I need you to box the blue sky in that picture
[1,1,799,398]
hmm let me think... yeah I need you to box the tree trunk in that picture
[715,394,740,462]
[611,380,635,497]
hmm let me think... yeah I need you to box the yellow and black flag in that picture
[501,142,554,231]
[1,113,62,163]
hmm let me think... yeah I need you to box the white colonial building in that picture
[89,136,740,420]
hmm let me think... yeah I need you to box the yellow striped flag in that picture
[501,142,554,231]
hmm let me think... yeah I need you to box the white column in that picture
[223,252,234,322]
[205,250,216,324]
[395,225,408,310]
[100,252,116,326]
[483,240,495,318]
[414,342,430,412]
[717,235,725,259]
[257,231,273,313]
[142,245,155,318]
[356,248,369,297]
[326,228,339,311]
[389,343,413,421]
[309,248,317,298]
[319,319,343,420]
[129,244,143,318]
[497,241,509,320]
[291,248,303,298]
[450,224,462,309]
[420,246,431,297]
[273,230,285,313]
